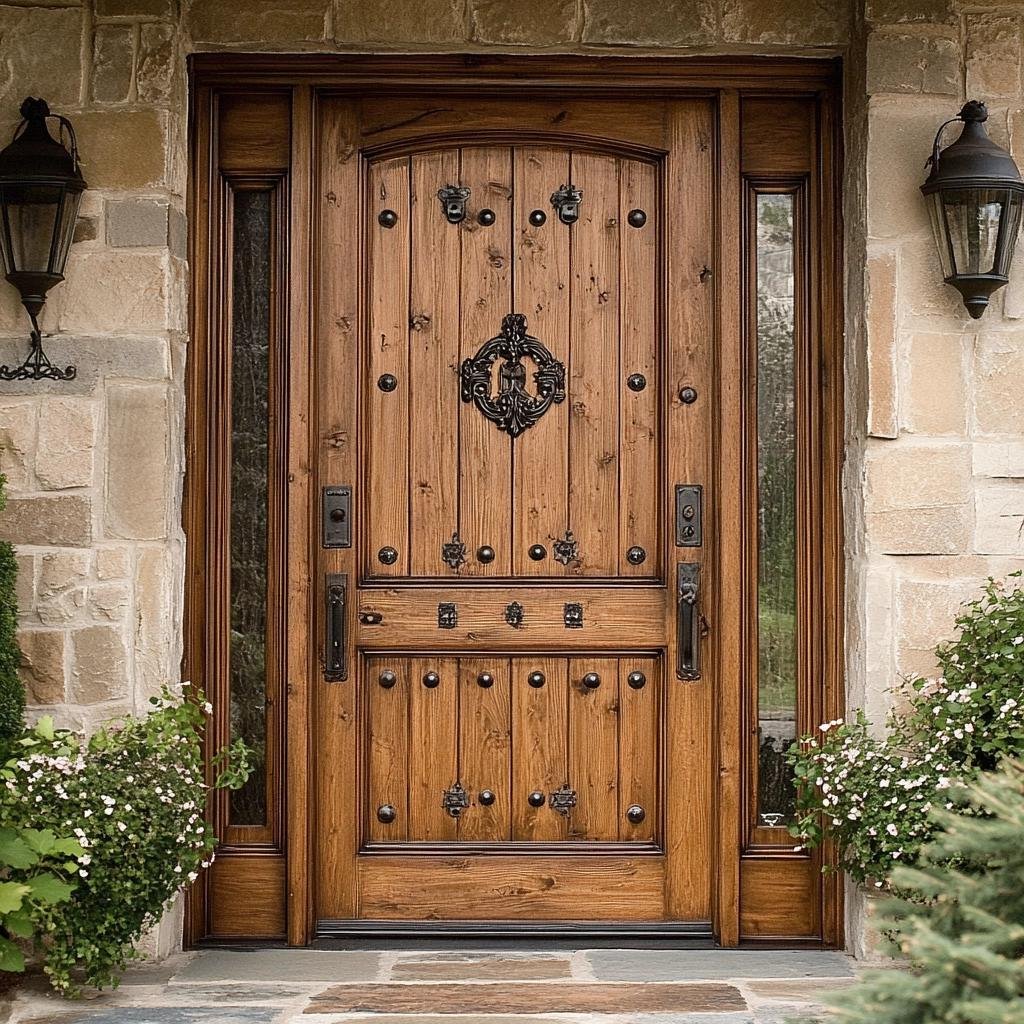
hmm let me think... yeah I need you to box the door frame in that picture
[184,53,845,948]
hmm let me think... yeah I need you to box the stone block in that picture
[105,384,169,540]
[35,398,98,490]
[15,553,33,611]
[137,23,177,105]
[106,199,170,248]
[134,546,172,696]
[867,507,970,555]
[975,482,1024,555]
[60,252,167,334]
[865,0,954,25]
[721,0,850,47]
[471,0,578,45]
[0,6,83,109]
[0,399,38,492]
[898,231,963,319]
[333,0,466,44]
[966,14,1022,101]
[867,33,959,95]
[0,496,92,547]
[169,205,187,259]
[895,576,970,670]
[903,332,966,436]
[865,252,898,438]
[70,625,128,705]
[582,0,716,46]
[863,568,894,728]
[18,629,66,705]
[974,442,1024,479]
[867,97,954,241]
[37,550,90,626]
[974,332,1024,436]
[865,443,971,512]
[190,0,330,43]
[95,546,131,580]
[89,582,130,621]
[92,24,134,104]
[97,0,173,15]
[73,217,99,245]
[72,110,166,189]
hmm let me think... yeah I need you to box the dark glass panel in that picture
[755,192,798,826]
[228,188,272,827]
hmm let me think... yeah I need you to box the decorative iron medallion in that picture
[442,782,471,818]
[552,530,580,566]
[441,531,467,571]
[460,313,566,440]
[505,601,525,628]
[549,785,578,816]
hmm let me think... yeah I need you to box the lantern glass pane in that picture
[0,183,62,276]
[942,187,1006,276]
[50,187,81,277]
[994,190,1024,277]
[926,192,955,279]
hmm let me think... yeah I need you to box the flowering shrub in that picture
[789,575,1024,889]
[0,688,248,993]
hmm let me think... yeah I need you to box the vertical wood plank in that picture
[567,656,619,840]
[459,147,513,577]
[618,656,659,842]
[569,153,620,576]
[408,656,459,841]
[315,97,361,918]
[458,656,512,841]
[619,160,660,577]
[409,151,461,577]
[512,657,568,841]
[664,99,717,925]
[513,147,571,577]
[367,656,410,842]
[366,156,411,576]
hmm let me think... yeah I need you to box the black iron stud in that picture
[627,670,646,690]
[627,209,647,228]
[529,209,546,227]
[479,789,496,806]
[626,804,646,824]
[679,386,698,405]
[477,671,494,688]
[378,373,398,393]
[478,208,496,226]
[377,804,397,824]
[528,791,546,807]
[627,373,647,392]
[477,545,495,564]
[379,669,398,689]
[528,670,545,688]
[583,671,601,690]
[528,544,547,561]
[423,670,440,688]
[377,546,398,565]
[626,546,647,565]
[378,209,398,228]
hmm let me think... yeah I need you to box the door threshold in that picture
[314,920,714,949]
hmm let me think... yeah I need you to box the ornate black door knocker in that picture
[460,313,566,440]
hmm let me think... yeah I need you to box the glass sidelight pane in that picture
[228,188,272,826]
[755,192,797,826]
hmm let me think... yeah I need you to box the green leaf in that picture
[3,909,33,938]
[0,881,29,915]
[50,838,84,858]
[26,872,75,905]
[21,828,57,855]
[34,716,55,742]
[0,936,25,973]
[0,829,38,870]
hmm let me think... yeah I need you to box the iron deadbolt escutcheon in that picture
[423,671,440,688]
[627,208,647,228]
[582,672,601,690]
[438,184,470,224]
[528,670,545,688]
[675,484,703,548]
[479,789,496,806]
[378,373,398,393]
[378,209,398,228]
[551,183,583,224]
[626,545,647,565]
[529,209,547,226]
[478,208,496,226]
[322,486,352,549]
[377,546,398,566]
[627,670,647,689]
[477,671,494,688]
[627,373,647,392]
[379,669,397,689]
[477,545,495,564]
[528,544,546,561]
[627,804,646,824]
[377,804,396,824]
[528,791,546,807]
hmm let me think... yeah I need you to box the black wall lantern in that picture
[922,100,1024,319]
[0,98,86,380]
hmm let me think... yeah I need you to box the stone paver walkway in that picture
[3,948,858,1024]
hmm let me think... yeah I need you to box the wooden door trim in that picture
[186,54,844,949]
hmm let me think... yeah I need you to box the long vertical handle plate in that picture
[325,573,347,681]
[677,562,701,681]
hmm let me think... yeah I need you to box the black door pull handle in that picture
[677,562,701,681]
[325,573,347,681]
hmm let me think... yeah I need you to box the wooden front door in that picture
[317,96,714,931]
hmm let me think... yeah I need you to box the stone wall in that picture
[0,0,1022,956]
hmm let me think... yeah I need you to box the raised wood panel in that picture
[740,857,820,938]
[217,92,291,172]
[359,855,665,920]
[568,657,619,840]
[741,98,814,176]
[208,854,286,938]
[618,657,659,843]
[367,656,410,842]
[408,657,460,841]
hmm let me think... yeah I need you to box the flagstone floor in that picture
[3,948,858,1024]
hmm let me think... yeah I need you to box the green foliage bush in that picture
[832,760,1024,1024]
[788,574,1024,887]
[0,688,248,993]
[0,474,25,744]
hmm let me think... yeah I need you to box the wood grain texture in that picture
[458,657,512,841]
[408,657,459,841]
[209,855,286,938]
[367,656,410,842]
[740,857,819,937]
[568,657,619,840]
[619,657,659,842]
[458,146,514,577]
[365,156,411,577]
[409,151,461,577]
[512,656,568,841]
[513,147,570,577]
[569,153,620,576]
[358,855,665,920]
